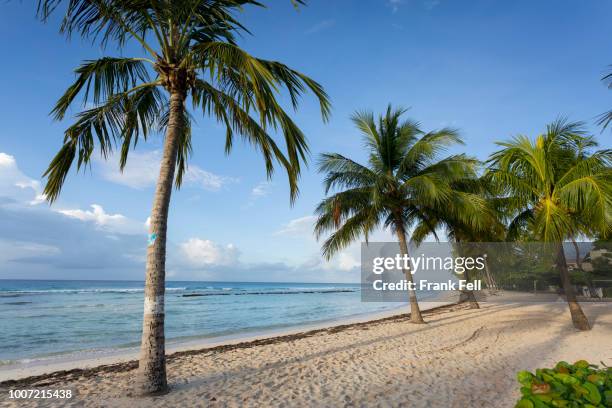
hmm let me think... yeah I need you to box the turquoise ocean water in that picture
[0,280,424,365]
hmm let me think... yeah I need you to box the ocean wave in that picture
[0,287,187,296]
[181,289,357,297]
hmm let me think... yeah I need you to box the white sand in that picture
[1,293,610,408]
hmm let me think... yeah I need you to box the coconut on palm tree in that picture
[315,106,478,323]
[37,0,330,394]
[486,119,612,331]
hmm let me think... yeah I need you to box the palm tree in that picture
[37,0,330,394]
[485,119,612,331]
[410,176,504,308]
[315,106,479,323]
[597,65,612,131]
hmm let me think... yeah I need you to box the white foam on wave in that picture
[0,287,187,295]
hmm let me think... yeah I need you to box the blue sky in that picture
[0,0,610,282]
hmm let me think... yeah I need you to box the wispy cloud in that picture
[179,238,240,268]
[424,0,440,10]
[304,19,335,35]
[96,150,237,191]
[0,152,46,205]
[274,215,317,236]
[387,0,404,13]
[242,181,273,209]
[251,181,272,198]
[57,204,147,235]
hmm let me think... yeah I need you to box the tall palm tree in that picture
[37,0,330,394]
[315,106,479,323]
[597,65,612,131]
[410,176,504,308]
[485,119,612,331]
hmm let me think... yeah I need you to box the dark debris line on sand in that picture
[0,302,470,389]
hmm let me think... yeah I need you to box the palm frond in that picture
[316,105,478,258]
[317,153,376,193]
[51,58,153,120]
[191,79,302,201]
[487,119,611,243]
[43,83,165,202]
[398,128,462,177]
[320,206,380,260]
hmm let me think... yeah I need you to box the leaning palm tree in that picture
[410,176,504,308]
[315,106,479,323]
[486,119,612,331]
[597,65,612,131]
[37,0,330,394]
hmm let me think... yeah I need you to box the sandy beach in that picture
[1,292,610,408]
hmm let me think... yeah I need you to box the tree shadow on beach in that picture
[147,300,611,407]
[157,303,529,389]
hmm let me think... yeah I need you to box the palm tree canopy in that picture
[315,105,485,258]
[38,0,331,202]
[485,119,612,242]
[410,175,506,245]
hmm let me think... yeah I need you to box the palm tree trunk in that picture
[571,238,582,270]
[455,241,479,308]
[556,243,591,331]
[395,228,425,323]
[461,268,480,309]
[136,90,184,394]
[483,257,497,292]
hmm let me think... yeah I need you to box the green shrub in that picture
[515,360,612,407]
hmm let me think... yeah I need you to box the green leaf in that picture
[583,382,602,405]
[574,360,590,369]
[515,398,534,408]
[518,371,535,385]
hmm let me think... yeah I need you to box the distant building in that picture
[582,248,612,272]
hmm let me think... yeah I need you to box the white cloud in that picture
[0,202,146,279]
[387,0,404,13]
[242,181,273,209]
[0,152,15,167]
[303,250,361,273]
[183,166,230,191]
[0,152,146,236]
[0,239,61,263]
[0,152,375,282]
[274,215,317,236]
[0,152,46,205]
[251,181,272,198]
[336,252,361,271]
[274,215,361,275]
[273,215,405,276]
[179,238,240,267]
[96,150,236,191]
[57,204,146,235]
[305,19,335,35]
[97,150,158,189]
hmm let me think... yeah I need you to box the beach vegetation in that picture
[515,360,612,408]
